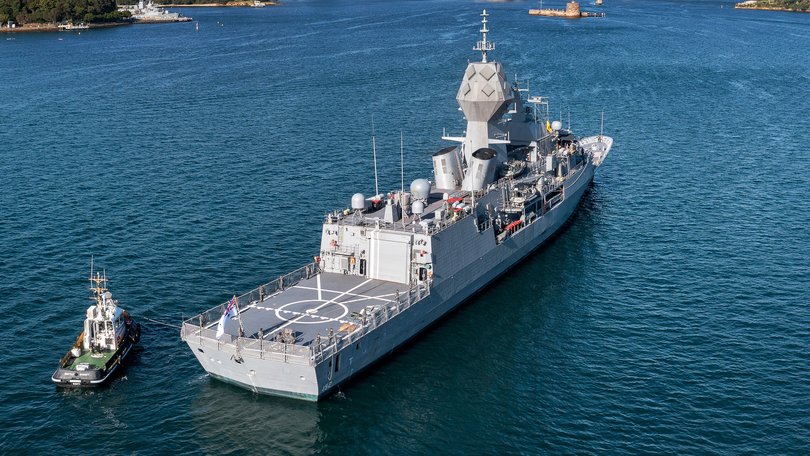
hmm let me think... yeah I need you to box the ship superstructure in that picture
[119,0,191,22]
[181,10,612,401]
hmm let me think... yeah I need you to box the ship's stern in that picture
[182,324,321,401]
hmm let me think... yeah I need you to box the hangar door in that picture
[369,232,412,284]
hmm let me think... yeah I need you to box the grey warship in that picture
[181,10,612,401]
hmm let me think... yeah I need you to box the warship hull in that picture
[53,321,141,388]
[52,341,136,387]
[182,162,596,400]
[182,10,612,400]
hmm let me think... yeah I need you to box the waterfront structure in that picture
[57,22,89,30]
[529,1,605,18]
[181,10,612,401]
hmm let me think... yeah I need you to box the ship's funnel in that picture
[432,146,464,190]
[462,148,497,191]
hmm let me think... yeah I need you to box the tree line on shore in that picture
[0,0,130,24]
[739,0,810,11]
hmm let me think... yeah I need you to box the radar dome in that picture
[412,200,425,215]
[551,120,563,132]
[410,179,431,200]
[351,193,366,211]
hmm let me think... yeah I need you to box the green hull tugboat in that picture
[52,267,141,387]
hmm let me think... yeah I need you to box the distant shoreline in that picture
[160,1,279,6]
[0,17,199,33]
[734,1,810,13]
[0,21,131,33]
[0,1,282,33]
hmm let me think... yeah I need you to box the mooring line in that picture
[140,316,182,330]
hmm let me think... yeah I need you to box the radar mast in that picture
[474,10,495,63]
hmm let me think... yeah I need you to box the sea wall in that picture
[529,8,579,18]
[529,1,583,18]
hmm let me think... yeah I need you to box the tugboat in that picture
[52,266,141,388]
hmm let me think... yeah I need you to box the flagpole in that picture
[233,294,246,338]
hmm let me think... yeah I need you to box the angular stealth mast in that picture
[455,10,514,191]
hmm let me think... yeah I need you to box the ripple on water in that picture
[1,0,809,454]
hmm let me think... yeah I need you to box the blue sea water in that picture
[1,0,809,453]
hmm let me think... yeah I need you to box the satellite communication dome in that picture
[551,120,563,131]
[351,193,366,211]
[410,179,431,200]
[412,200,425,215]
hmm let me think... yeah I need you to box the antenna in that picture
[567,110,571,131]
[372,115,379,197]
[400,131,405,196]
[474,10,495,63]
[600,110,605,140]
[400,132,407,229]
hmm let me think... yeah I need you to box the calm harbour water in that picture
[1,0,809,453]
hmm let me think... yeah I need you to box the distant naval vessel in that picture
[181,10,612,401]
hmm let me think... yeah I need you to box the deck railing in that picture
[182,262,319,329]
[180,324,314,366]
[180,272,432,367]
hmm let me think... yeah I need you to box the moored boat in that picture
[52,266,141,388]
[58,23,90,31]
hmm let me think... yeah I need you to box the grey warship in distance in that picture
[181,10,612,401]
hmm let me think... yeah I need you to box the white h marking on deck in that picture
[267,278,373,338]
